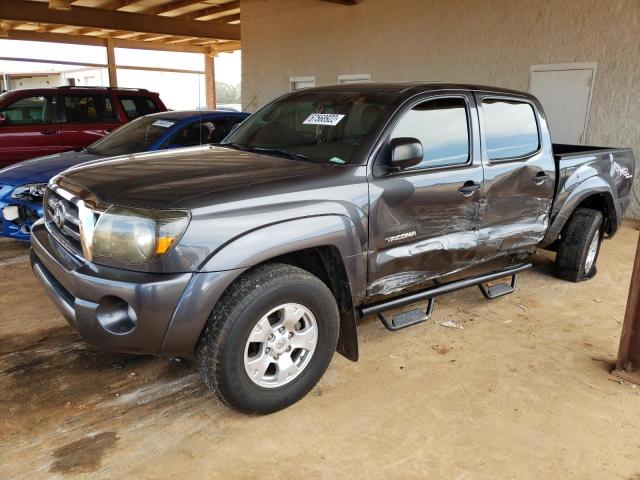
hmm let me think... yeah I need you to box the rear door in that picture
[474,94,556,256]
[58,93,122,150]
[0,93,61,167]
[117,94,163,121]
[367,92,484,296]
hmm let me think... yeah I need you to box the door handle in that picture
[532,172,551,184]
[458,181,481,196]
[40,129,58,135]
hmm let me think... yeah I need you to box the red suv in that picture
[0,86,166,168]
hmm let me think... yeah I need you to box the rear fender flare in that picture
[541,176,617,247]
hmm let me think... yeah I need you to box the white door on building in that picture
[529,63,596,144]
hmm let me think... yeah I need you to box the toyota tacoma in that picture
[30,83,636,413]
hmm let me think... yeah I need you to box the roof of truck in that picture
[300,82,531,97]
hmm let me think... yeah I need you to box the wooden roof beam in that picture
[178,1,240,20]
[195,40,241,53]
[211,14,240,23]
[48,0,73,10]
[0,21,11,37]
[99,1,139,10]
[317,0,358,4]
[5,28,208,53]
[0,0,240,40]
[145,0,214,16]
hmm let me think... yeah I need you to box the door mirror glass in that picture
[390,137,423,171]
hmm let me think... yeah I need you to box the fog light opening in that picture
[96,296,138,335]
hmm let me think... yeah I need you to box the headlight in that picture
[91,206,190,265]
[11,183,47,200]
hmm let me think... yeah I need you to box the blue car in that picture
[0,110,249,241]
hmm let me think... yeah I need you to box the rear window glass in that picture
[119,95,161,120]
[0,95,57,124]
[481,99,539,160]
[65,95,117,123]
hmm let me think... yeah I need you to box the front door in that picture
[0,93,61,167]
[368,93,484,297]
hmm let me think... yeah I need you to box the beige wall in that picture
[241,0,640,218]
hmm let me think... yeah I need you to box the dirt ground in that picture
[1,224,640,480]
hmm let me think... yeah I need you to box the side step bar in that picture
[360,263,531,331]
[478,274,518,299]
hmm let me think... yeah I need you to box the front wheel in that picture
[196,263,339,414]
[554,208,604,282]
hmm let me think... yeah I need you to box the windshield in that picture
[223,91,393,165]
[89,116,177,156]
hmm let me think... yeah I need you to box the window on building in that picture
[64,95,117,123]
[390,97,470,170]
[0,95,57,124]
[338,74,371,84]
[481,99,539,160]
[118,95,162,120]
[290,76,316,92]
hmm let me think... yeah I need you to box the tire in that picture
[196,263,339,414]
[554,208,604,282]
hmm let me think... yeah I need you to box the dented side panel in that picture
[473,92,556,260]
[367,91,485,296]
[366,90,557,297]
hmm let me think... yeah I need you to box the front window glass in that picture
[88,116,175,156]
[391,97,470,170]
[224,91,394,164]
[0,95,57,125]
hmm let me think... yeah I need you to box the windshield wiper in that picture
[218,142,250,151]
[251,147,310,161]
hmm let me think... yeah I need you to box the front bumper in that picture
[30,220,245,358]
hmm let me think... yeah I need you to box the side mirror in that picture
[389,137,423,171]
[0,114,6,126]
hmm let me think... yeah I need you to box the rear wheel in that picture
[554,208,604,282]
[196,263,339,414]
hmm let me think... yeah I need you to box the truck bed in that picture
[553,143,630,159]
[543,143,636,246]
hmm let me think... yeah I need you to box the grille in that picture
[44,187,83,253]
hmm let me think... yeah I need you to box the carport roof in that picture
[0,0,241,54]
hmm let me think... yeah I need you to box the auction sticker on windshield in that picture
[152,120,175,128]
[303,113,345,126]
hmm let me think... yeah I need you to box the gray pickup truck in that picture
[30,83,635,413]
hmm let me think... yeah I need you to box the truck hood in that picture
[57,146,340,208]
[0,150,100,186]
